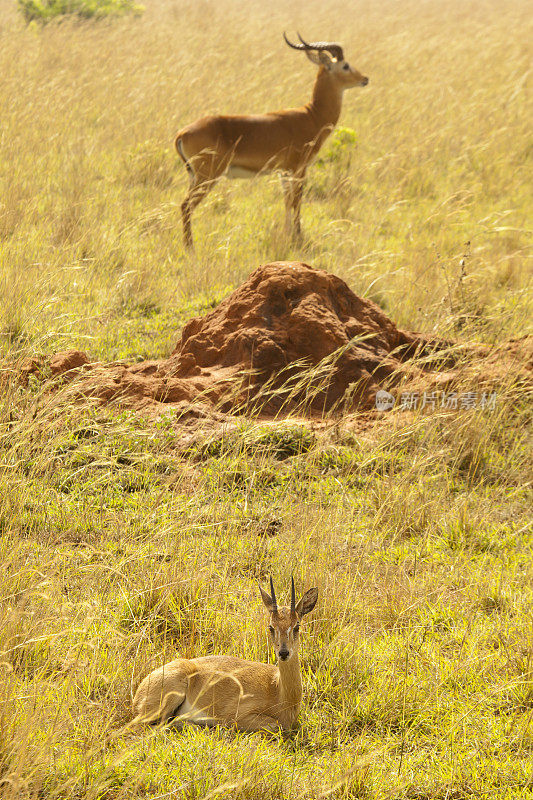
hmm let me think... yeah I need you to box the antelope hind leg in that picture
[132,663,189,726]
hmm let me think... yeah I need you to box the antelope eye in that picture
[294,624,300,634]
[343,63,350,71]
[268,626,275,635]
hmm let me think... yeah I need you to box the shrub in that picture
[18,0,143,24]
[316,126,359,166]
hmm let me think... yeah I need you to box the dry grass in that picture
[0,0,532,797]
[0,0,531,359]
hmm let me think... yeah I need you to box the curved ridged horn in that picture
[270,576,278,615]
[283,31,308,52]
[297,32,344,62]
[290,576,296,617]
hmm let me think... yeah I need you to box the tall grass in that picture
[0,371,531,798]
[0,0,531,361]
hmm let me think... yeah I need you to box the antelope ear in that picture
[305,50,333,69]
[259,584,275,612]
[296,588,318,616]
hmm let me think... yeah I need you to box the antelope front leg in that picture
[281,174,293,237]
[291,174,305,242]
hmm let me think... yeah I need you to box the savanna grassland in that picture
[0,0,532,797]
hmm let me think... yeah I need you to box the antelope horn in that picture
[297,32,344,62]
[290,576,296,617]
[270,576,278,615]
[283,31,308,52]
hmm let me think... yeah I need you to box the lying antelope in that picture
[132,578,318,732]
[175,33,368,247]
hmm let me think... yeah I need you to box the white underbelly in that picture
[226,165,260,180]
[177,697,214,725]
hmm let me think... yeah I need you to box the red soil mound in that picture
[13,262,530,415]
[166,261,441,411]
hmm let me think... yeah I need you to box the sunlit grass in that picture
[0,0,532,796]
[0,0,531,360]
[0,372,531,798]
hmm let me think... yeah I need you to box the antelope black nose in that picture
[362,76,369,86]
[279,649,289,660]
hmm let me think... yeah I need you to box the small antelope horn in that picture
[290,576,296,616]
[270,576,278,614]
[297,32,344,62]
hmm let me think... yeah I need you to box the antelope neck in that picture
[277,652,303,706]
[307,67,343,129]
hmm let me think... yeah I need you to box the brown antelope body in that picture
[132,578,318,732]
[175,33,368,247]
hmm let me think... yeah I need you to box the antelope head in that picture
[284,32,369,90]
[260,577,318,662]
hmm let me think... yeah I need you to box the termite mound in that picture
[14,262,530,416]
[164,261,443,412]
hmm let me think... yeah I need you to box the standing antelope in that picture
[175,33,369,247]
[132,578,318,732]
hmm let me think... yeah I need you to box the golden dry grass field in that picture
[0,0,532,797]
